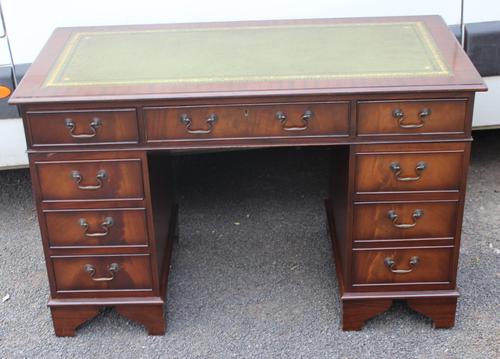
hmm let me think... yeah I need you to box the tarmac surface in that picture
[0,130,499,358]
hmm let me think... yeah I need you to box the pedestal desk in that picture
[9,16,486,336]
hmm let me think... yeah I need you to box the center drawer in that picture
[35,158,144,201]
[44,208,149,248]
[144,102,349,141]
[51,254,153,293]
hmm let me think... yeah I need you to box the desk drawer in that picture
[355,151,464,193]
[36,158,144,201]
[353,201,458,243]
[249,102,349,137]
[357,99,467,136]
[27,109,139,146]
[44,208,148,248]
[144,102,349,141]
[52,254,153,293]
[352,247,452,286]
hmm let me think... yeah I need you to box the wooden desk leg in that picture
[50,306,100,337]
[116,304,166,335]
[341,298,393,331]
[407,297,457,329]
[51,304,165,336]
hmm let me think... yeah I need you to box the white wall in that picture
[2,0,499,64]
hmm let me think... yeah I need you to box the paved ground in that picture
[0,131,499,358]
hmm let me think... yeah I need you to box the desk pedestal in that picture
[326,141,469,330]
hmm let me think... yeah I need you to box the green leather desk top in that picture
[10,16,486,103]
[44,21,448,87]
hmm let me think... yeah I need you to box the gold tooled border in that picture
[44,21,450,87]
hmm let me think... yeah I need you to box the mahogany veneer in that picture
[144,101,349,141]
[10,16,485,335]
[357,99,468,136]
[44,208,149,248]
[27,108,139,146]
[353,200,458,243]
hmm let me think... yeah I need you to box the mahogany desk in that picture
[9,16,486,336]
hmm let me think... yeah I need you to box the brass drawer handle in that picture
[71,170,107,190]
[387,209,423,228]
[84,263,120,281]
[384,256,419,274]
[180,113,217,134]
[392,108,431,129]
[65,117,102,138]
[275,110,313,131]
[79,217,113,237]
[389,161,426,182]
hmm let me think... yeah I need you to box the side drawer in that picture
[353,201,458,243]
[357,99,467,136]
[352,247,453,286]
[355,150,464,193]
[144,102,349,141]
[35,158,144,201]
[27,109,139,146]
[44,208,149,248]
[51,254,153,293]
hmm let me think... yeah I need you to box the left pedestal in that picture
[29,150,176,337]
